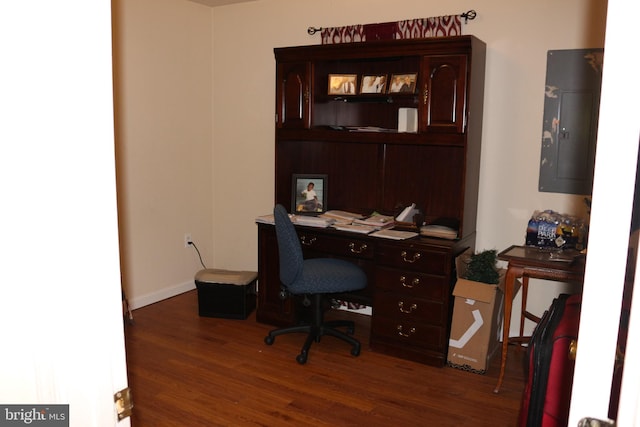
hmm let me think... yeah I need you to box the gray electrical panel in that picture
[539,49,603,195]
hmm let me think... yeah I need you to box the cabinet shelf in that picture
[319,94,419,104]
[276,127,465,146]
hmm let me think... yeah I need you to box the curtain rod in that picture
[307,10,477,35]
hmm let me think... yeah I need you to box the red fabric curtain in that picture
[321,15,462,44]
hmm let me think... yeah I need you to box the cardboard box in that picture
[447,249,519,374]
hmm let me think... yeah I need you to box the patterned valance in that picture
[320,15,462,45]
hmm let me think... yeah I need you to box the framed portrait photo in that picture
[328,74,358,96]
[292,174,328,214]
[388,73,418,94]
[360,74,387,94]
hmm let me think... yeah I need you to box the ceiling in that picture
[188,0,257,7]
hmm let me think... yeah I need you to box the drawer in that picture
[371,315,445,351]
[375,266,447,300]
[298,231,373,259]
[376,242,449,274]
[374,291,446,326]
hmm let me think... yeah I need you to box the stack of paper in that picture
[345,126,395,133]
[321,210,364,223]
[353,213,395,229]
[255,214,275,225]
[332,224,376,234]
[371,229,419,240]
[294,215,335,228]
[420,225,457,240]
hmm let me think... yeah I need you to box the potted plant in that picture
[462,249,500,284]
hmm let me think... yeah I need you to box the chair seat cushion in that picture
[289,258,367,294]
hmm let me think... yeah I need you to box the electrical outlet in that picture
[184,233,192,248]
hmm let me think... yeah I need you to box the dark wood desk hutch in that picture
[257,36,486,366]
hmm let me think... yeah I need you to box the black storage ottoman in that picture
[194,269,257,319]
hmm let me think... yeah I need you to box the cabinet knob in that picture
[349,242,368,254]
[397,325,416,337]
[398,301,418,313]
[399,276,420,288]
[400,250,421,263]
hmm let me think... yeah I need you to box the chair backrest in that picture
[273,204,304,287]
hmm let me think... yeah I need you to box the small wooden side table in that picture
[493,245,585,393]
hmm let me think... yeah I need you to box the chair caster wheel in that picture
[351,345,361,357]
[296,353,308,364]
[264,335,274,345]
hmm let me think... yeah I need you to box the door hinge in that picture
[114,387,133,421]
[579,417,616,426]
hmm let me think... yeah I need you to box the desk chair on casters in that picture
[264,204,367,364]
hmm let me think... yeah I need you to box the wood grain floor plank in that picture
[125,290,525,426]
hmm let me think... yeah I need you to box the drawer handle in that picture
[400,276,420,288]
[397,325,416,337]
[349,242,368,254]
[300,236,316,246]
[400,250,421,263]
[398,301,417,313]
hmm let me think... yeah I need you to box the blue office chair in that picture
[264,204,367,364]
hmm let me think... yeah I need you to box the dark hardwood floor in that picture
[124,290,526,426]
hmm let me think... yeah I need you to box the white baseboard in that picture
[128,280,195,310]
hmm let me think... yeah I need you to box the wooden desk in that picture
[256,222,473,367]
[493,245,585,393]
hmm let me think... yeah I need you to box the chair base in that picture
[264,294,361,364]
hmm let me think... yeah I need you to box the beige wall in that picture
[113,0,215,306]
[115,0,608,332]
